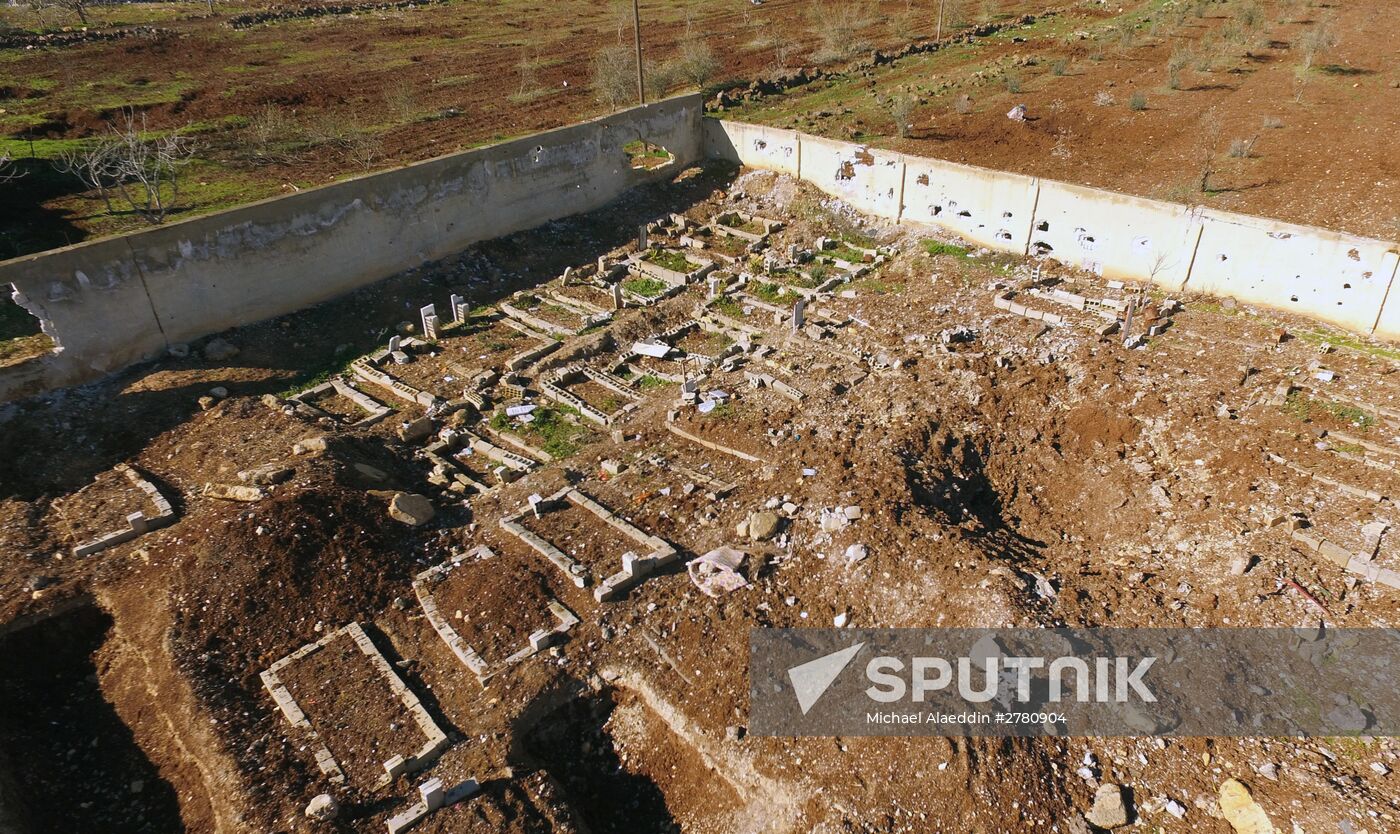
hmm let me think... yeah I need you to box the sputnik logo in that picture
[787,642,866,715]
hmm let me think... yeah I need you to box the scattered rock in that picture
[1218,779,1275,834]
[1085,783,1130,829]
[293,436,329,455]
[305,793,338,822]
[747,511,781,541]
[168,343,190,359]
[844,543,868,563]
[239,464,293,485]
[354,463,388,482]
[601,459,626,476]
[203,338,240,361]
[398,417,435,443]
[197,396,217,410]
[388,492,435,526]
[209,386,229,399]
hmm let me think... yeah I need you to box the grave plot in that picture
[438,771,587,834]
[547,282,615,316]
[351,338,442,409]
[672,321,740,364]
[500,291,606,339]
[263,623,449,789]
[754,263,849,299]
[713,210,783,243]
[813,235,885,273]
[289,377,392,427]
[413,545,579,683]
[520,685,756,834]
[679,224,758,263]
[51,463,176,557]
[665,387,798,465]
[583,449,741,548]
[541,365,640,426]
[611,340,693,383]
[487,403,597,461]
[500,487,677,601]
[628,247,716,289]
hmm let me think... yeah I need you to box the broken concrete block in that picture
[601,459,626,476]
[389,493,436,526]
[399,417,435,444]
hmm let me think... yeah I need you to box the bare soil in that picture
[0,164,1398,833]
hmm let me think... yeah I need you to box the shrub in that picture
[953,93,973,115]
[888,94,915,138]
[1051,58,1069,76]
[1262,115,1283,129]
[1004,72,1022,94]
[676,34,718,88]
[1094,90,1115,107]
[1167,48,1191,89]
[810,0,875,64]
[1129,92,1148,111]
[1228,136,1257,158]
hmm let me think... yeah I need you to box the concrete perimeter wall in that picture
[705,119,1400,340]
[0,94,704,401]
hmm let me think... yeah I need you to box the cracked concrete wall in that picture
[705,118,1400,341]
[0,94,704,402]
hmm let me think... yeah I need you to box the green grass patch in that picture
[0,296,52,366]
[711,295,745,318]
[490,405,591,459]
[1284,390,1376,431]
[637,374,672,391]
[921,239,970,258]
[622,277,668,298]
[643,249,699,274]
[1293,328,1400,362]
[751,282,788,303]
[823,244,871,264]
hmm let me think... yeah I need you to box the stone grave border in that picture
[663,410,769,465]
[290,377,393,427]
[712,210,783,244]
[645,452,737,498]
[352,338,441,408]
[627,247,717,289]
[412,545,581,683]
[500,318,562,372]
[500,486,678,602]
[540,365,640,426]
[260,622,450,789]
[386,776,481,834]
[71,463,177,557]
[499,293,609,340]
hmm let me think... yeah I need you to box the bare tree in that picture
[58,111,196,224]
[888,94,915,138]
[593,44,636,110]
[28,0,89,25]
[676,28,718,89]
[0,152,23,184]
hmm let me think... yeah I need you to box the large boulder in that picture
[1219,779,1275,834]
[746,511,781,541]
[388,492,435,526]
[305,793,338,822]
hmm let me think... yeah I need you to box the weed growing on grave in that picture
[492,405,591,458]
[637,374,672,391]
[712,295,746,318]
[752,282,788,303]
[1284,390,1376,431]
[822,244,871,264]
[1292,329,1400,362]
[622,277,668,298]
[643,249,699,273]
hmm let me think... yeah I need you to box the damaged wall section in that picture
[704,118,1400,341]
[0,94,705,402]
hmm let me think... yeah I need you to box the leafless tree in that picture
[676,27,718,89]
[28,0,89,25]
[58,111,196,224]
[0,152,23,184]
[593,44,636,110]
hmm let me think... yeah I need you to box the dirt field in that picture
[1,158,1398,832]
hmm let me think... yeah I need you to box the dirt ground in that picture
[1,161,1398,833]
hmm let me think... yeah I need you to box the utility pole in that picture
[633,0,645,105]
[936,0,945,41]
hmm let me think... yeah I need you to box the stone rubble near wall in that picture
[1289,526,1400,591]
[1265,451,1384,502]
[71,464,177,557]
